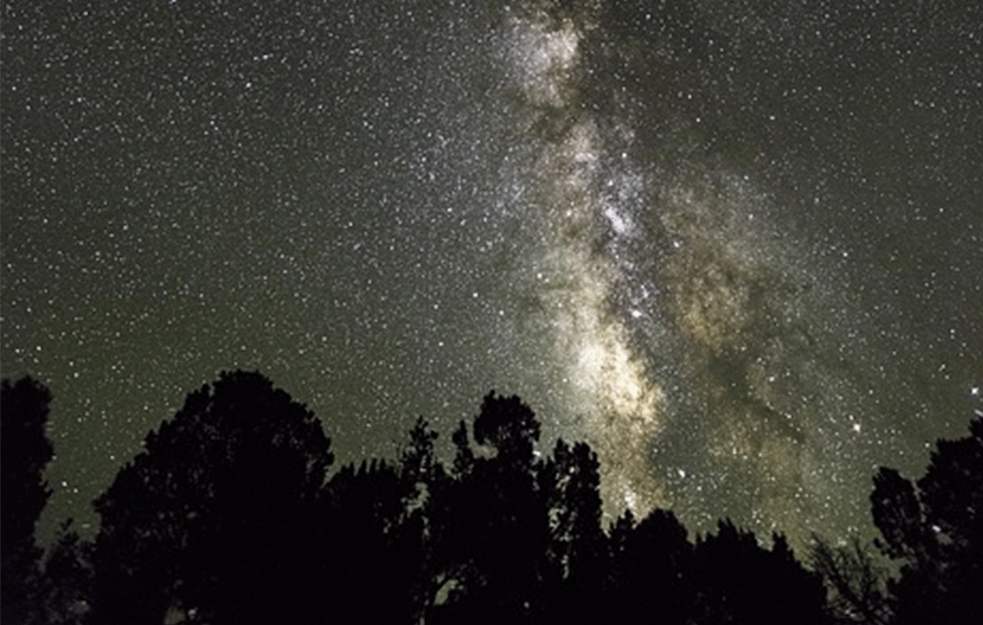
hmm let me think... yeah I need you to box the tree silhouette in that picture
[48,374,980,624]
[90,370,333,625]
[540,439,606,622]
[400,416,444,504]
[1,376,55,624]
[450,417,474,478]
[432,392,550,625]
[37,519,94,625]
[320,458,417,624]
[397,417,448,622]
[693,520,825,625]
[472,391,541,466]
[607,508,694,625]
[809,534,890,625]
[426,418,476,620]
[871,416,983,625]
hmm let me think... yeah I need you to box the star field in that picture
[2,0,981,551]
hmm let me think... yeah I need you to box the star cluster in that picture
[2,0,980,550]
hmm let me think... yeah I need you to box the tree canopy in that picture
[91,370,333,625]
[870,416,983,625]
[5,370,981,625]
[1,376,55,623]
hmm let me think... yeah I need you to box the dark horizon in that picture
[3,370,981,625]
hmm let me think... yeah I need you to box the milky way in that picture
[492,3,895,538]
[2,0,980,550]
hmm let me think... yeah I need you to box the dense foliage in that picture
[2,371,980,624]
[1,377,54,623]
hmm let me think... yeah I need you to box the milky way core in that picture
[488,2,981,541]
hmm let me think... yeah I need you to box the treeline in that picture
[2,370,981,625]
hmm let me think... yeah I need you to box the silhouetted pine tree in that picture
[693,520,825,625]
[90,370,333,625]
[809,534,890,625]
[540,439,606,622]
[608,508,694,625]
[432,392,550,625]
[871,416,983,625]
[1,376,55,624]
[321,458,417,624]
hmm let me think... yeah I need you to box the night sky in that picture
[2,0,981,551]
